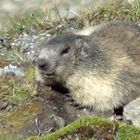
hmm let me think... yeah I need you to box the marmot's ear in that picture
[76,38,90,48]
[75,38,89,48]
[75,39,83,48]
[75,39,90,57]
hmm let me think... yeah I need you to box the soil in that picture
[18,83,97,137]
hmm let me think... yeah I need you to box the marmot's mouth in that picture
[43,72,55,79]
[44,74,54,78]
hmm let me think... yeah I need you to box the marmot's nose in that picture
[37,58,55,77]
[37,58,48,71]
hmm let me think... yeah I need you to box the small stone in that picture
[0,102,8,110]
[51,115,66,128]
[0,53,5,56]
[0,44,4,49]
[11,42,15,46]
[0,69,4,75]
[0,36,5,42]
[52,107,57,110]
[0,64,25,77]
[6,104,14,112]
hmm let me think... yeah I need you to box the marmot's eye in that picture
[61,47,70,55]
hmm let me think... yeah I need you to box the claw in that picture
[76,106,85,110]
[64,93,71,97]
[71,102,80,107]
[66,97,75,102]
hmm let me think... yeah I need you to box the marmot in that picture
[35,21,140,112]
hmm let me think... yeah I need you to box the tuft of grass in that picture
[0,66,36,105]
[80,0,140,26]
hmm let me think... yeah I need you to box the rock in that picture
[0,35,5,42]
[9,31,49,62]
[51,114,66,128]
[0,45,4,49]
[0,64,25,76]
[124,97,140,127]
[0,102,8,110]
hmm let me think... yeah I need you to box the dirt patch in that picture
[18,84,97,137]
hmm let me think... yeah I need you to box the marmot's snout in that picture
[37,58,55,78]
[37,58,47,70]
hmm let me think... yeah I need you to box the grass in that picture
[2,1,140,34]
[1,0,140,63]
[0,0,140,139]
[0,0,139,63]
[0,65,36,104]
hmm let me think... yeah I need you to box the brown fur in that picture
[36,21,140,112]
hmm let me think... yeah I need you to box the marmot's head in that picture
[36,33,105,86]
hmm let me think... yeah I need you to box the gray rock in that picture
[0,45,4,49]
[0,102,8,110]
[10,31,50,62]
[51,114,66,129]
[0,64,25,77]
[124,97,140,127]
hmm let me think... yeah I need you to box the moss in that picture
[27,116,140,140]
[119,123,140,140]
[5,101,41,133]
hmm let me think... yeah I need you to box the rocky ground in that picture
[0,0,140,139]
